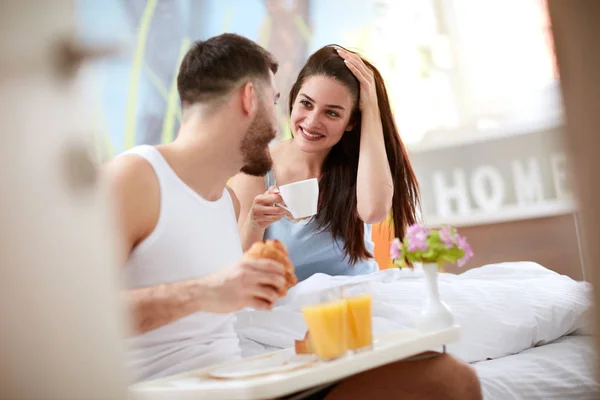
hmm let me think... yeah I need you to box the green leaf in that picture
[399,258,409,269]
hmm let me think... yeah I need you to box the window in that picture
[353,0,560,148]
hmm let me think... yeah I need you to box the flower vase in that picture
[417,263,454,332]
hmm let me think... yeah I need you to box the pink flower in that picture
[391,224,473,268]
[457,235,474,267]
[439,225,454,248]
[390,238,402,260]
[406,224,429,252]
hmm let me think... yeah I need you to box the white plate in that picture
[208,351,318,379]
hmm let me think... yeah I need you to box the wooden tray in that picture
[129,325,460,400]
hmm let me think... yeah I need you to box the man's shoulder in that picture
[103,153,158,194]
[103,152,161,260]
[103,153,160,222]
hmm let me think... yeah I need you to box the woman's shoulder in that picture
[228,171,267,200]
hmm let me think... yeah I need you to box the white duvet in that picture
[235,262,592,363]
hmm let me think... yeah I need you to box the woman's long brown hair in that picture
[288,46,420,264]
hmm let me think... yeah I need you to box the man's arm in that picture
[127,279,215,335]
[104,156,287,335]
[127,257,286,335]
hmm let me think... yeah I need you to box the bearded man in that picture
[104,33,285,382]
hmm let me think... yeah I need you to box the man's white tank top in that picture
[121,145,242,382]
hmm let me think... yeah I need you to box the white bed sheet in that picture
[236,262,592,363]
[474,335,599,400]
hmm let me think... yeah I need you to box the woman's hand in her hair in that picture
[248,186,290,229]
[335,47,378,112]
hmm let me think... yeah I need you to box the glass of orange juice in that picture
[301,287,348,360]
[342,282,373,352]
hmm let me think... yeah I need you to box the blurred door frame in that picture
[548,0,600,388]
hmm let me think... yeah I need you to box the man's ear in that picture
[240,81,257,118]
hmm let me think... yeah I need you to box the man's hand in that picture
[204,258,288,312]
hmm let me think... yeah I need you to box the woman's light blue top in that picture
[263,171,378,282]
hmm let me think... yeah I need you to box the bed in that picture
[457,211,596,398]
[451,212,598,398]
[231,209,598,398]
[234,253,597,398]
[474,334,598,399]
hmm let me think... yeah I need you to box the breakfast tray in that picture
[129,325,460,400]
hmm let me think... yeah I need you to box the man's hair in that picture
[177,33,278,108]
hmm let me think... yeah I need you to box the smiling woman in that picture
[292,78,354,149]
[230,45,420,282]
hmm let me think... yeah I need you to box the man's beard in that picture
[240,106,276,176]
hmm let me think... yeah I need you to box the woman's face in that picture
[290,75,355,154]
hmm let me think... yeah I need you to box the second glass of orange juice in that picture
[301,288,348,360]
[343,283,373,351]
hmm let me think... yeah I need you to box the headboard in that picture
[373,213,585,281]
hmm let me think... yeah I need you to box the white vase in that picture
[417,263,454,332]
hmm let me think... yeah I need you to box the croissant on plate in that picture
[295,331,313,355]
[243,239,297,295]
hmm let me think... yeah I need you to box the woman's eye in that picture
[327,110,340,118]
[300,100,312,107]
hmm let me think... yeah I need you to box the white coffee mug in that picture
[277,178,319,219]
